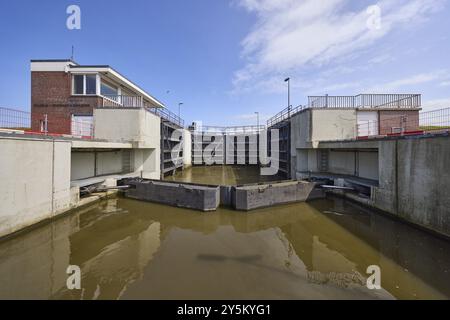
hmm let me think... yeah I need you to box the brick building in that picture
[31,59,165,136]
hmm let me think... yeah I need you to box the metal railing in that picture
[101,95,184,127]
[102,95,154,108]
[0,107,93,139]
[267,105,306,127]
[147,107,184,127]
[308,94,421,109]
[357,107,450,138]
[191,125,266,134]
[267,94,422,127]
[70,118,94,138]
[0,107,30,129]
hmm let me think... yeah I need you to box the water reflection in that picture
[1,196,449,300]
[165,165,281,185]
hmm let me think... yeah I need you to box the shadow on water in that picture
[0,165,450,299]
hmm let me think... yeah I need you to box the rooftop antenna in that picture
[71,45,74,61]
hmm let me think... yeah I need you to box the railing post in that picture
[44,114,48,135]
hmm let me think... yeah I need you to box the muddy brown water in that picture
[0,165,449,299]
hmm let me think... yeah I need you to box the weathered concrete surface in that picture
[94,107,161,149]
[373,135,450,237]
[300,134,450,238]
[71,141,160,181]
[233,181,323,211]
[183,129,192,168]
[0,136,76,238]
[71,150,124,180]
[125,180,220,211]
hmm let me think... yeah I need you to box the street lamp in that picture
[178,102,183,120]
[254,111,259,131]
[284,77,291,117]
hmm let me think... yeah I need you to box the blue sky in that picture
[1,0,450,126]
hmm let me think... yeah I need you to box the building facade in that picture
[30,59,165,136]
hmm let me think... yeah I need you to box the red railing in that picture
[0,107,94,139]
[357,107,450,139]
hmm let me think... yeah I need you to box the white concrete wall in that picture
[132,149,160,180]
[71,152,95,180]
[291,109,357,149]
[311,109,357,143]
[94,108,161,149]
[0,137,74,238]
[329,151,356,176]
[93,108,161,180]
[291,110,312,149]
[183,129,192,168]
[96,151,123,176]
[71,150,130,181]
[372,136,450,237]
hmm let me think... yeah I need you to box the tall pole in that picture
[255,112,259,131]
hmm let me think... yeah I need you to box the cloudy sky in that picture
[0,0,449,125]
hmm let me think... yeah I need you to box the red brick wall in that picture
[379,110,420,135]
[31,72,102,134]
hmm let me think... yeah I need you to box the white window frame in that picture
[100,80,119,96]
[72,73,100,96]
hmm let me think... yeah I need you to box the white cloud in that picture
[422,98,450,111]
[232,0,444,93]
[367,70,448,92]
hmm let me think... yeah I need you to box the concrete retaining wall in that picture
[373,135,450,237]
[94,108,161,149]
[183,129,192,168]
[296,135,450,238]
[0,136,77,238]
[125,180,220,211]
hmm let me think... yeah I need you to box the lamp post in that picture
[284,77,291,117]
[178,102,183,120]
[254,111,259,131]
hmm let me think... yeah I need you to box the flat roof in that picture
[30,59,75,63]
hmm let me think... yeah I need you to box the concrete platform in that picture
[124,179,220,212]
[71,172,141,188]
[233,180,323,211]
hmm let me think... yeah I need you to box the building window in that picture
[86,75,97,95]
[72,74,98,95]
[73,75,84,95]
[101,81,118,96]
